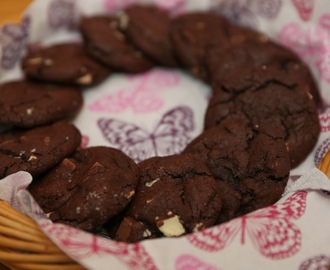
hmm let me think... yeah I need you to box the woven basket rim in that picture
[0,200,84,270]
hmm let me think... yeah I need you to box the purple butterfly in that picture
[214,0,282,28]
[48,0,77,30]
[215,0,258,28]
[299,255,330,270]
[0,16,30,69]
[98,106,194,163]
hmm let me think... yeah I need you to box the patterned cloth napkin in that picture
[1,0,330,269]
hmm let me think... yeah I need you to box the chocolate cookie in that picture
[184,120,291,223]
[170,12,229,79]
[204,67,320,167]
[0,121,81,178]
[79,15,154,73]
[170,12,266,79]
[115,153,222,243]
[29,146,139,231]
[22,43,110,86]
[206,39,320,105]
[121,5,177,67]
[0,80,83,128]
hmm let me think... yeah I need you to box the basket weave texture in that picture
[1,152,330,270]
[0,199,84,270]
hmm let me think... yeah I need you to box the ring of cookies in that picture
[0,4,320,243]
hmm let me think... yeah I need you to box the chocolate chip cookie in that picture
[22,43,110,86]
[0,80,83,128]
[115,153,222,242]
[121,5,177,67]
[207,39,320,105]
[170,12,229,79]
[0,121,81,178]
[79,15,154,73]
[170,12,267,80]
[184,120,291,223]
[29,146,139,231]
[204,58,320,167]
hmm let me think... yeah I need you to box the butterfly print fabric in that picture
[2,0,330,270]
[98,106,194,163]
[89,69,180,114]
[187,191,307,259]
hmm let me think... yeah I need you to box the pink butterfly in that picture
[299,255,330,270]
[153,0,186,14]
[278,18,330,83]
[103,0,136,11]
[188,191,307,260]
[41,223,157,270]
[214,0,282,28]
[79,135,90,150]
[319,14,330,34]
[0,16,29,69]
[175,254,221,270]
[292,0,314,21]
[319,107,330,133]
[89,70,180,114]
[175,254,220,270]
[104,0,186,13]
[48,0,77,30]
[97,106,194,163]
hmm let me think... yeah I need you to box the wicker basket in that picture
[0,200,84,270]
[1,152,330,270]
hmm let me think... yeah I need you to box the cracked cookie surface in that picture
[206,39,320,105]
[0,121,81,178]
[22,43,110,86]
[0,80,82,128]
[205,63,320,168]
[29,146,139,231]
[184,120,291,223]
[115,153,222,243]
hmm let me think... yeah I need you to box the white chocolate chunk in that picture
[145,178,160,187]
[28,57,43,65]
[143,229,152,237]
[158,215,185,237]
[119,13,129,29]
[125,190,135,199]
[76,73,92,85]
[146,198,153,204]
[27,155,37,162]
[26,108,34,115]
